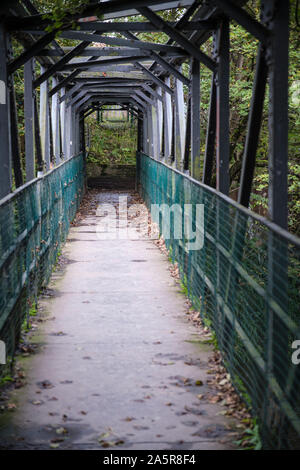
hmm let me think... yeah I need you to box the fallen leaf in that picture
[195,380,203,386]
[219,378,228,386]
[56,427,68,435]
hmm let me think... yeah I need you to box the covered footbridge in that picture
[0,0,299,450]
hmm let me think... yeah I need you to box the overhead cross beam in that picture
[123,31,190,86]
[211,0,269,43]
[137,6,216,72]
[27,30,187,55]
[148,0,202,74]
[38,47,187,58]
[5,0,194,29]
[34,39,101,89]
[14,21,217,33]
[60,56,151,70]
[8,32,56,74]
[22,0,65,56]
[134,63,173,95]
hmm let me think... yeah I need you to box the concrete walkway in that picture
[0,191,238,450]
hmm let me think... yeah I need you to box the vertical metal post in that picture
[79,112,85,153]
[6,23,23,187]
[48,95,54,166]
[143,113,147,153]
[76,112,80,154]
[34,94,43,173]
[70,106,76,156]
[215,19,230,195]
[24,58,35,181]
[238,45,268,207]
[191,58,201,180]
[51,76,61,165]
[9,75,23,188]
[137,116,143,153]
[183,95,191,172]
[152,102,159,160]
[0,24,12,197]
[174,69,185,170]
[263,1,289,444]
[156,87,163,159]
[39,66,50,171]
[60,87,66,159]
[65,101,71,159]
[163,77,172,162]
[203,74,216,186]
[267,1,289,229]
[147,105,153,156]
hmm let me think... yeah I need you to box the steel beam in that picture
[9,77,23,188]
[45,20,215,33]
[212,0,268,43]
[138,7,216,72]
[24,58,35,181]
[6,1,196,28]
[123,31,190,86]
[267,1,289,229]
[8,32,55,74]
[163,77,172,162]
[157,88,163,159]
[238,45,267,207]
[191,58,201,180]
[174,70,185,169]
[34,40,97,89]
[149,0,200,74]
[60,87,66,159]
[141,84,163,102]
[135,89,155,106]
[51,76,61,165]
[134,63,173,95]
[39,47,187,58]
[215,19,230,195]
[0,24,12,197]
[60,55,151,70]
[183,95,191,172]
[33,93,43,173]
[39,66,50,171]
[60,82,82,103]
[202,74,216,186]
[28,30,186,55]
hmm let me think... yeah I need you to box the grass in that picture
[235,417,262,450]
[86,119,137,166]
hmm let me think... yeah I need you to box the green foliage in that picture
[35,0,91,34]
[86,118,137,165]
[250,162,300,234]
[10,0,300,234]
[235,417,262,450]
[0,375,14,386]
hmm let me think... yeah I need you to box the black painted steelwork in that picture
[1,0,289,227]
[0,0,296,449]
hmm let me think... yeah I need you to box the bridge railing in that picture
[0,153,84,374]
[138,152,300,450]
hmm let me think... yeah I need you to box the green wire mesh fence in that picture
[0,153,84,376]
[138,152,300,450]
